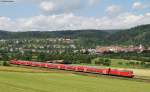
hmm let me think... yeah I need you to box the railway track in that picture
[73,72,150,83]
[134,77,150,83]
[13,65,150,83]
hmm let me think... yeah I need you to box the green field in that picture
[75,59,150,78]
[91,58,142,68]
[0,66,150,92]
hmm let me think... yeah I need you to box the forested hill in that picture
[108,24,150,46]
[0,24,150,46]
[0,30,109,39]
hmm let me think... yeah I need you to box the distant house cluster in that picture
[95,44,147,54]
[0,38,76,54]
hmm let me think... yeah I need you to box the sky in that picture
[0,0,150,31]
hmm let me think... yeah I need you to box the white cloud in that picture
[146,13,150,16]
[40,1,56,12]
[16,0,100,14]
[0,12,150,31]
[133,2,143,9]
[132,2,149,9]
[1,0,149,31]
[0,17,15,31]
[106,5,122,15]
[88,0,100,6]
[39,0,84,14]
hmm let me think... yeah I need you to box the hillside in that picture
[0,30,109,39]
[0,24,150,46]
[109,24,150,46]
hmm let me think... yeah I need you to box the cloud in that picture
[88,0,100,6]
[39,0,85,14]
[1,0,149,31]
[146,13,150,16]
[133,2,143,9]
[40,0,87,14]
[106,5,123,15]
[0,17,15,30]
[16,0,100,14]
[132,2,149,10]
[40,1,56,12]
[0,12,150,31]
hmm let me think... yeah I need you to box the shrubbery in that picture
[118,62,123,65]
[2,61,10,66]
[93,58,111,66]
[104,52,150,63]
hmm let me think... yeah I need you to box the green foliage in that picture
[118,62,123,65]
[102,58,111,66]
[0,24,150,46]
[92,59,100,65]
[63,60,72,64]
[109,24,150,46]
[2,61,10,66]
[93,58,111,66]
[0,53,9,61]
[104,52,150,63]
[37,52,50,62]
[144,64,150,68]
[21,52,32,61]
[140,61,146,65]
[0,61,2,66]
[0,30,109,40]
[12,52,95,64]
[140,61,150,68]
[129,62,135,65]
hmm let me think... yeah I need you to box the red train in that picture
[10,60,134,78]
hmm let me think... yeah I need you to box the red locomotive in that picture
[10,60,134,78]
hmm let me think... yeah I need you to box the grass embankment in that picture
[0,66,50,73]
[92,58,143,68]
[0,66,150,92]
[78,58,150,77]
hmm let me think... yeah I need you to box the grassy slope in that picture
[92,58,142,68]
[78,58,150,77]
[0,66,150,92]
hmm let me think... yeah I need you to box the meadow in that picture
[75,58,150,78]
[0,66,150,92]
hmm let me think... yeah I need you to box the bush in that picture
[103,59,111,66]
[0,61,2,66]
[93,60,101,65]
[129,62,135,65]
[125,62,129,65]
[140,61,145,65]
[63,60,72,64]
[135,62,140,65]
[2,61,10,66]
[99,58,111,66]
[144,64,150,68]
[118,62,123,65]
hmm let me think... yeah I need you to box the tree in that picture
[92,58,101,65]
[144,64,150,68]
[98,58,111,66]
[140,61,145,66]
[37,53,46,62]
[3,61,10,66]
[103,58,111,66]
[1,53,9,61]
[118,62,123,65]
